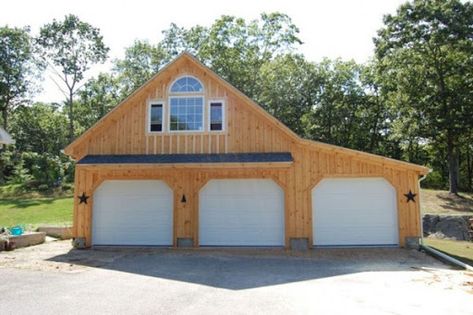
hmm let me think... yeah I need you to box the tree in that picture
[0,26,37,130]
[9,102,69,154]
[113,40,167,95]
[36,14,109,141]
[374,0,473,194]
[112,13,302,101]
[196,12,302,98]
[257,54,319,135]
[302,59,371,150]
[76,73,122,131]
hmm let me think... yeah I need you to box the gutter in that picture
[420,244,473,271]
[418,173,429,248]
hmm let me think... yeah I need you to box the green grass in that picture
[0,183,73,198]
[424,238,473,266]
[421,189,473,215]
[0,196,73,229]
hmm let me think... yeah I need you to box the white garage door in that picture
[312,178,399,246]
[199,179,284,246]
[92,180,173,246]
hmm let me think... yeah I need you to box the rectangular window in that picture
[149,103,163,132]
[210,102,223,131]
[169,97,204,131]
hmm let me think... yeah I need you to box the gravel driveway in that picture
[0,241,472,314]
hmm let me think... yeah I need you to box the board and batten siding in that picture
[67,57,294,160]
[74,146,424,248]
[68,54,427,248]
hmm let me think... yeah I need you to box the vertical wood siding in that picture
[69,56,426,248]
[74,147,423,248]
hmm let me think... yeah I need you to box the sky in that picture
[1,0,406,103]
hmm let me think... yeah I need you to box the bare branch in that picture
[48,74,69,99]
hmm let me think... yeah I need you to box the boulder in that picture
[423,214,440,235]
[423,215,472,241]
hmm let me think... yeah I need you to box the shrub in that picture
[421,170,447,190]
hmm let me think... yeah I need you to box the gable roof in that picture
[64,52,429,174]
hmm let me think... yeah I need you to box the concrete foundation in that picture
[405,237,421,249]
[290,238,309,251]
[177,238,194,248]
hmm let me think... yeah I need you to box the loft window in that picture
[170,76,203,93]
[169,76,204,132]
[169,97,204,131]
[149,103,163,132]
[209,101,224,131]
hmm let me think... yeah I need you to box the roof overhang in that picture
[77,152,294,169]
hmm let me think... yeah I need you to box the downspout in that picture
[418,172,429,247]
[417,171,473,270]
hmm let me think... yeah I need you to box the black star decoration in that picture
[78,192,89,204]
[404,190,416,203]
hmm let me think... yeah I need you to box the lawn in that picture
[423,238,473,266]
[421,189,473,215]
[0,197,73,229]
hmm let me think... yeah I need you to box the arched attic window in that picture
[169,76,204,131]
[170,76,203,93]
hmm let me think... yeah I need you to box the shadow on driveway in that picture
[47,246,446,290]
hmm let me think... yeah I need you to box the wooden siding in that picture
[74,143,424,248]
[67,56,295,160]
[69,53,428,249]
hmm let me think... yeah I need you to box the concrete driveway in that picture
[0,241,472,315]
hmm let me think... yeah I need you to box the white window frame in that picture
[168,95,205,133]
[148,100,165,133]
[208,99,225,132]
[169,75,204,94]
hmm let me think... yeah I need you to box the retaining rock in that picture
[423,214,472,241]
[37,226,72,240]
[6,232,46,249]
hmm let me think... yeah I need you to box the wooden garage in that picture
[64,52,429,249]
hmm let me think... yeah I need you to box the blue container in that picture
[10,226,23,236]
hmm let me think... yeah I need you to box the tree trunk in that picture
[466,145,472,192]
[1,108,8,131]
[447,136,459,194]
[68,92,74,142]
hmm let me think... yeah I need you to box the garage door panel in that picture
[313,178,399,246]
[316,227,398,245]
[200,179,284,246]
[92,180,173,246]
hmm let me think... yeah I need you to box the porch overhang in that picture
[77,152,293,169]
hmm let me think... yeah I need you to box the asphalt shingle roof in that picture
[77,152,293,165]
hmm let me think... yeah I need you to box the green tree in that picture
[36,14,109,141]
[302,59,371,150]
[374,0,473,194]
[9,102,69,154]
[113,40,168,95]
[76,73,122,131]
[0,26,37,130]
[197,13,302,98]
[257,54,319,135]
[112,13,302,100]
